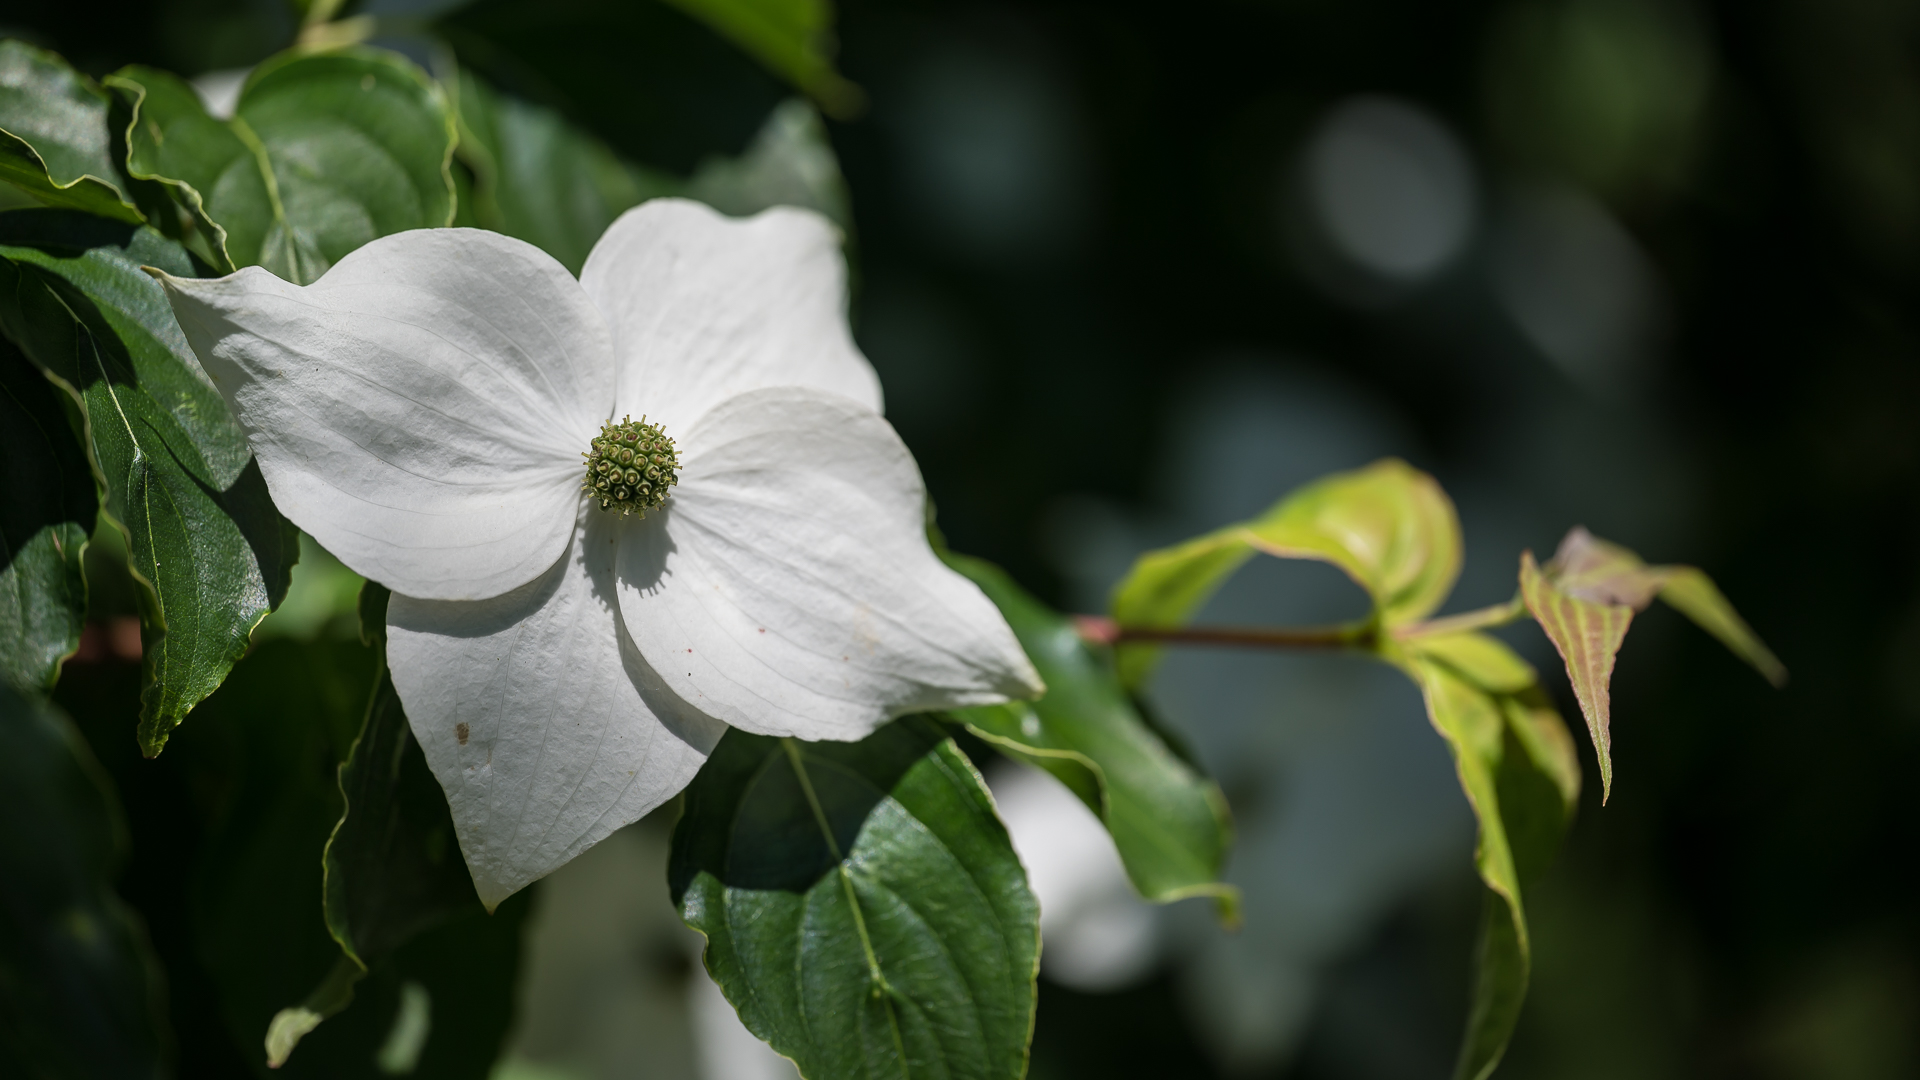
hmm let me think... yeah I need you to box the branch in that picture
[1073,615,1368,651]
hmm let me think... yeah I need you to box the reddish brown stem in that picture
[1073,615,1367,651]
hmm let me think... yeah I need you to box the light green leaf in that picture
[1111,458,1461,684]
[671,719,1039,1080]
[0,41,144,223]
[0,210,297,755]
[111,47,456,284]
[1520,549,1631,802]
[660,0,865,116]
[0,684,169,1077]
[1539,526,1785,687]
[451,68,680,274]
[944,552,1238,915]
[1656,566,1787,688]
[1519,528,1786,801]
[1391,637,1578,1080]
[0,332,95,692]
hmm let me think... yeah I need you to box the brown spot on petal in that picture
[456,723,469,745]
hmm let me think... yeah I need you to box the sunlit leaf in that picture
[671,719,1038,1080]
[1543,526,1785,686]
[0,332,95,692]
[945,552,1237,915]
[1656,566,1787,688]
[0,684,169,1078]
[1519,527,1783,802]
[111,48,456,284]
[660,0,865,117]
[1390,633,1578,1080]
[1111,458,1461,684]
[0,210,297,754]
[0,40,144,223]
[1520,549,1631,802]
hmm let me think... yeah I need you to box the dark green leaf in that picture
[0,41,143,223]
[945,552,1238,915]
[183,636,524,1078]
[267,657,479,1068]
[660,0,865,117]
[0,209,297,755]
[452,68,679,274]
[1110,458,1461,685]
[671,719,1039,1080]
[688,98,852,230]
[0,683,168,1079]
[0,332,95,691]
[454,65,848,274]
[111,48,456,284]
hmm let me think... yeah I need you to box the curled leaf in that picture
[1110,458,1460,684]
[0,41,144,223]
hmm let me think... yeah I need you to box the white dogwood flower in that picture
[156,199,1042,908]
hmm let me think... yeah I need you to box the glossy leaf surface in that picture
[0,332,95,691]
[945,552,1237,913]
[114,48,456,284]
[672,718,1038,1080]
[0,40,143,223]
[1111,458,1460,684]
[0,210,296,754]
[0,684,168,1079]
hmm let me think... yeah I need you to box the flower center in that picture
[581,415,680,517]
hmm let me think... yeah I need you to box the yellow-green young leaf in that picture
[1392,644,1577,1080]
[0,333,95,692]
[944,553,1238,916]
[660,0,865,117]
[1521,527,1785,801]
[671,720,1038,1080]
[0,41,144,224]
[1545,526,1785,686]
[111,48,456,285]
[1520,549,1631,803]
[1110,458,1461,685]
[1655,566,1787,688]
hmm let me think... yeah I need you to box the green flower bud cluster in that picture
[582,415,679,516]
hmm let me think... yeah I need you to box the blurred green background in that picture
[8,0,1917,1077]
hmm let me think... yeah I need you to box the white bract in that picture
[156,199,1043,908]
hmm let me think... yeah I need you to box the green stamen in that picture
[581,415,679,517]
